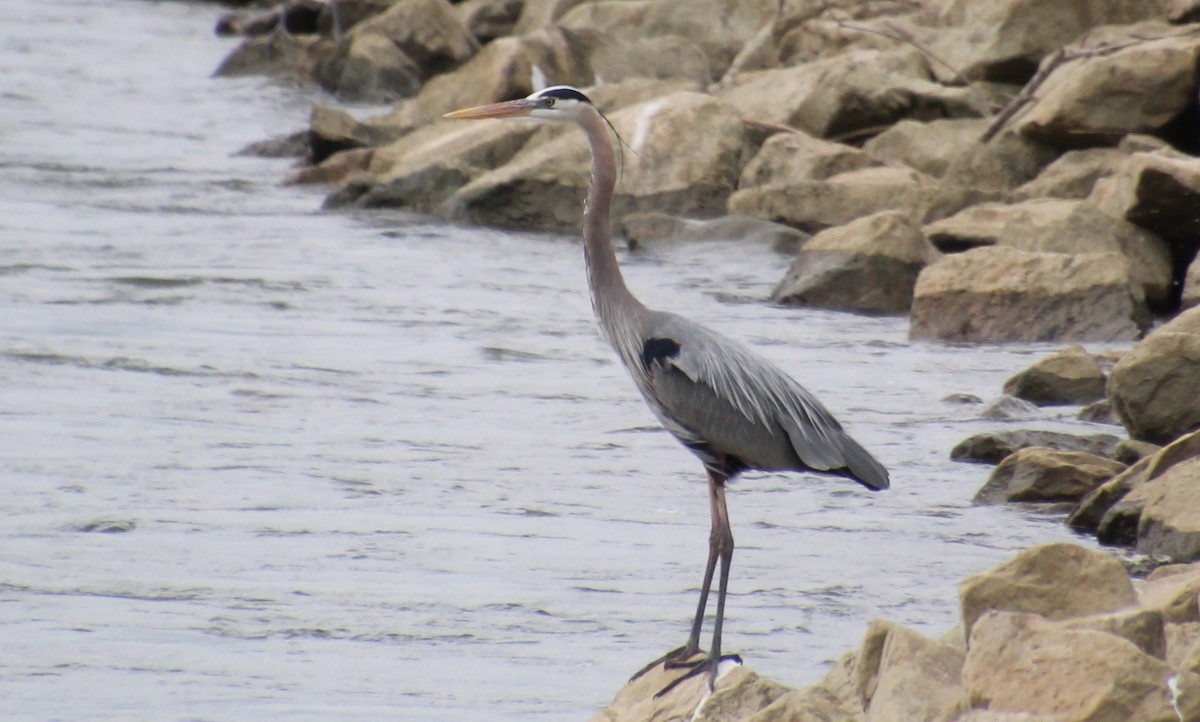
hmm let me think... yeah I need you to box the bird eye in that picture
[545,97,556,107]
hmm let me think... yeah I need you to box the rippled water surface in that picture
[1,2,1110,720]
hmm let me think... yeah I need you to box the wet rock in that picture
[1078,399,1121,425]
[933,0,1167,82]
[728,165,938,234]
[944,393,984,405]
[959,543,1137,637]
[1108,306,1200,444]
[288,147,373,186]
[921,199,1173,308]
[770,211,941,315]
[1069,455,1153,533]
[974,447,1126,505]
[719,48,979,139]
[862,118,991,178]
[213,26,325,79]
[618,213,806,253]
[1136,456,1200,561]
[1002,345,1108,406]
[853,620,966,722]
[981,396,1039,420]
[308,104,393,165]
[1142,562,1200,623]
[77,519,136,533]
[951,429,1121,465]
[449,91,749,230]
[1016,26,1200,147]
[962,610,1196,721]
[737,131,879,188]
[236,130,308,159]
[910,246,1149,343]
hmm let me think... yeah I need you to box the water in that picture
[0,2,1111,720]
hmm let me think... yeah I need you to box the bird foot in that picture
[629,645,704,682]
[655,653,742,698]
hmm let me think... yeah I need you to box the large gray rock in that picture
[934,0,1170,82]
[1002,345,1108,406]
[771,211,941,315]
[448,91,750,230]
[729,166,937,234]
[974,447,1126,505]
[921,199,1173,308]
[962,611,1196,721]
[958,542,1137,637]
[1108,306,1200,444]
[910,247,1149,343]
[1016,25,1200,146]
[951,429,1120,464]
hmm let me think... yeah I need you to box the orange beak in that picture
[443,98,537,120]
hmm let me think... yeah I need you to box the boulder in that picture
[938,128,1059,193]
[316,0,395,35]
[618,214,806,253]
[853,620,966,722]
[1016,26,1200,147]
[962,611,1196,721]
[958,543,1137,636]
[1077,399,1120,425]
[974,447,1126,505]
[453,0,523,43]
[718,48,979,139]
[1094,431,1200,546]
[728,166,938,234]
[934,0,1169,82]
[921,199,1173,307]
[910,247,1149,343]
[558,1,651,34]
[737,131,880,188]
[213,26,326,79]
[1108,306,1200,444]
[1184,255,1200,310]
[639,0,779,80]
[745,652,864,722]
[1068,455,1153,533]
[1141,562,1200,623]
[370,25,596,135]
[1057,606,1167,659]
[307,104,395,164]
[1089,150,1200,246]
[863,118,991,178]
[313,24,423,102]
[1114,438,1164,464]
[585,33,713,86]
[771,211,941,314]
[1002,345,1107,406]
[1137,457,1200,561]
[951,429,1120,464]
[448,91,750,230]
[1009,147,1130,201]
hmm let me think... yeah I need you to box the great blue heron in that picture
[446,86,889,693]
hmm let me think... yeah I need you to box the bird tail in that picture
[838,433,890,491]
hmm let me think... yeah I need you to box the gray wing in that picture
[639,313,889,490]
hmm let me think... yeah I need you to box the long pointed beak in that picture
[444,98,537,120]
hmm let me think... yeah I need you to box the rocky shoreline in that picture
[205,0,1200,719]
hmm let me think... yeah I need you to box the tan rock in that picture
[512,0,591,35]
[1002,345,1107,406]
[863,118,991,178]
[1184,256,1200,311]
[1089,150,1200,245]
[1137,457,1200,561]
[910,247,1149,343]
[1068,455,1152,534]
[962,610,1194,721]
[640,0,778,79]
[558,0,651,35]
[1017,26,1200,146]
[1141,561,1200,623]
[853,620,966,722]
[1094,431,1200,547]
[587,33,713,85]
[213,26,325,79]
[1058,606,1167,659]
[974,447,1126,505]
[588,658,790,722]
[771,211,941,314]
[958,542,1136,637]
[921,199,1173,307]
[449,91,750,230]
[719,48,979,139]
[1010,147,1129,201]
[729,166,937,234]
[453,0,522,44]
[939,129,1058,192]
[1108,307,1200,444]
[934,0,1169,82]
[738,131,880,188]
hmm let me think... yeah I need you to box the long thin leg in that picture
[654,469,737,696]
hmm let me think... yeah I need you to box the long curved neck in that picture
[578,106,644,346]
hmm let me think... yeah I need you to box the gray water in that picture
[1,2,1108,720]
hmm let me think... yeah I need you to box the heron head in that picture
[444,86,594,123]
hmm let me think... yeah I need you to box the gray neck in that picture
[578,106,644,349]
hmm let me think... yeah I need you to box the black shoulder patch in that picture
[642,337,681,369]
